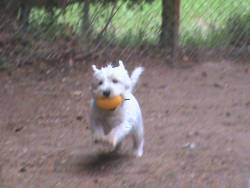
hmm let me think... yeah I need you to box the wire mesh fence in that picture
[180,0,250,62]
[0,0,249,68]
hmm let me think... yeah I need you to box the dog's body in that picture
[90,61,144,157]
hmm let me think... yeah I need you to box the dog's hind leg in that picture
[132,127,144,157]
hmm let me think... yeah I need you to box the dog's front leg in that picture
[106,122,132,149]
[90,120,105,143]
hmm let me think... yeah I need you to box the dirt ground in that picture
[0,59,250,188]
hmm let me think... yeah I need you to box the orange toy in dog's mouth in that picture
[96,96,123,110]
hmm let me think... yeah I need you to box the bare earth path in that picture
[0,60,250,188]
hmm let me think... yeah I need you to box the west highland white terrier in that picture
[90,60,144,157]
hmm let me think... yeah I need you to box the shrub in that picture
[224,13,250,48]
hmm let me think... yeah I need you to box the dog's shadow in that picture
[74,151,131,175]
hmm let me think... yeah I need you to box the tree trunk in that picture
[19,3,31,32]
[160,0,180,50]
[82,0,92,40]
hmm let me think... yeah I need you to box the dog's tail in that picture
[130,67,144,92]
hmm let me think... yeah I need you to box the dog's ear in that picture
[118,60,125,69]
[92,65,99,72]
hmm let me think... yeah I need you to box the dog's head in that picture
[91,61,131,98]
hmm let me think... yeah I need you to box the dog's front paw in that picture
[133,148,143,158]
[93,134,105,144]
[103,134,118,149]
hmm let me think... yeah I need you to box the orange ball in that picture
[96,96,123,110]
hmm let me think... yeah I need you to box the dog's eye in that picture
[112,79,118,84]
[98,81,103,85]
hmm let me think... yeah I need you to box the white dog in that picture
[90,60,144,157]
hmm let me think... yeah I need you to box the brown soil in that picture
[1,59,250,188]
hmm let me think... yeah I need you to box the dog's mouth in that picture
[95,96,130,111]
[95,96,123,111]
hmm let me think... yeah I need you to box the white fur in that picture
[90,60,144,157]
[130,66,144,92]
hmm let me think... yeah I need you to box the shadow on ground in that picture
[71,151,131,175]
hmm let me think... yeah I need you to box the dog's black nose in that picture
[103,90,111,97]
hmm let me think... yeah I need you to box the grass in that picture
[0,57,8,71]
[180,0,249,48]
[29,0,249,48]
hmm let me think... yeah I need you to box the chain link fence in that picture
[180,0,249,62]
[0,0,249,68]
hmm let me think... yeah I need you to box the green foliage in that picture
[28,0,248,48]
[180,0,248,48]
[224,13,250,47]
[0,57,8,71]
[29,6,80,39]
[89,0,161,46]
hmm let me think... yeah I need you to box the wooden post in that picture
[160,0,180,64]
[19,3,31,32]
[82,0,91,39]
